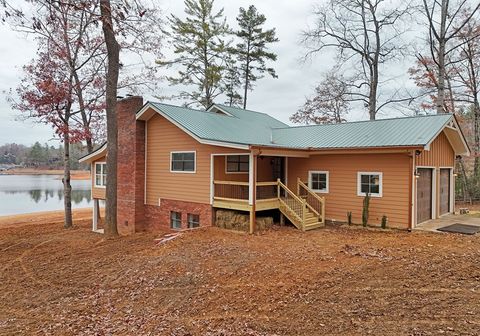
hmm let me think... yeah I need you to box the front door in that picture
[271,157,285,183]
[439,168,450,215]
[417,168,433,224]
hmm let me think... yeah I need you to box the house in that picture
[79,96,470,234]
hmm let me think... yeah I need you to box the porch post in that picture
[92,199,99,232]
[249,152,257,234]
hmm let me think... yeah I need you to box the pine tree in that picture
[233,5,278,109]
[160,0,229,108]
[223,55,243,106]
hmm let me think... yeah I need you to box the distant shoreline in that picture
[0,208,97,229]
[0,168,90,180]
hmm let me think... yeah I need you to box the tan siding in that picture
[416,131,455,167]
[288,153,411,229]
[146,113,248,205]
[91,157,106,200]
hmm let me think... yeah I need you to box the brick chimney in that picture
[116,96,145,234]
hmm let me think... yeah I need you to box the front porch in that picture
[210,153,325,233]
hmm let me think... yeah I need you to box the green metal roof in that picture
[148,102,277,146]
[211,104,288,128]
[144,102,454,150]
[272,114,453,149]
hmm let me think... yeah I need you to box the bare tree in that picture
[420,0,480,114]
[98,0,120,237]
[302,0,412,120]
[290,70,349,124]
[451,16,480,188]
[4,0,164,235]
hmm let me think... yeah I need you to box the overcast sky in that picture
[0,0,415,146]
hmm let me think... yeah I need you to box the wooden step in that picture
[304,222,323,230]
[304,217,319,225]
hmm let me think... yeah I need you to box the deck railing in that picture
[213,181,249,202]
[256,182,278,200]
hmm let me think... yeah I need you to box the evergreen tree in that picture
[28,142,45,167]
[223,55,243,106]
[160,0,229,108]
[233,5,278,109]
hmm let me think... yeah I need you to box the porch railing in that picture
[256,182,278,200]
[213,180,249,202]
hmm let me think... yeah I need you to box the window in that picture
[187,213,200,228]
[171,152,195,173]
[95,162,107,187]
[308,171,329,193]
[226,155,249,173]
[357,172,383,197]
[170,211,182,229]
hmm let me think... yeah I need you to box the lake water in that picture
[0,175,92,216]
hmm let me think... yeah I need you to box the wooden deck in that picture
[212,179,325,231]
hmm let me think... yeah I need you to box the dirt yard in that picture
[1,218,480,335]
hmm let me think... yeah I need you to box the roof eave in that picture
[79,142,107,163]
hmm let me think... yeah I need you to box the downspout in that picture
[409,150,416,231]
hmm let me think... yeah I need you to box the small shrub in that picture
[381,215,388,229]
[347,211,352,225]
[362,193,370,227]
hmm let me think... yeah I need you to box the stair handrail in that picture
[277,179,304,204]
[277,179,306,227]
[297,178,325,223]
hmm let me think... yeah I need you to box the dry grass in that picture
[1,218,480,335]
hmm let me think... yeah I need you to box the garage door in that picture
[417,168,433,224]
[439,168,450,215]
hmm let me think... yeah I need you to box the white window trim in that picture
[357,172,383,198]
[225,154,249,174]
[170,151,196,174]
[308,170,329,193]
[94,162,107,188]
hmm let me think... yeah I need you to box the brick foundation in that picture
[144,199,213,231]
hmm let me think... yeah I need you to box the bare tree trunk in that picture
[459,157,472,204]
[437,41,447,113]
[368,67,378,120]
[63,121,73,229]
[100,0,120,237]
[436,0,448,114]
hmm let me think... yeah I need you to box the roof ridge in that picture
[215,103,273,117]
[149,101,205,112]
[273,113,452,130]
[150,101,239,119]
